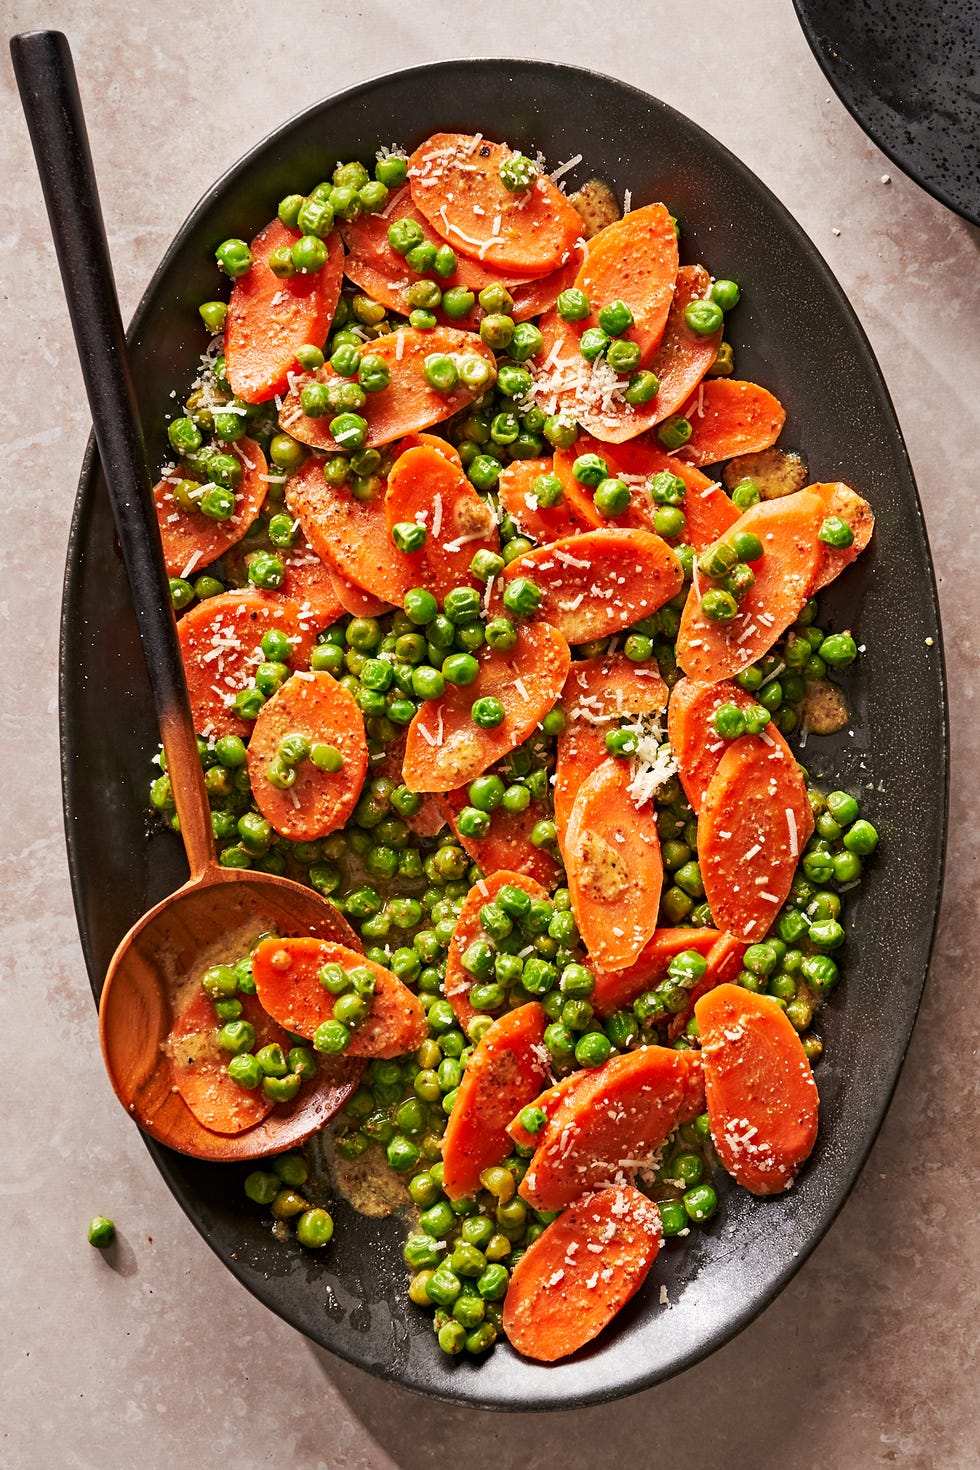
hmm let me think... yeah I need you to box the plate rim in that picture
[59,55,950,1410]
[792,0,980,229]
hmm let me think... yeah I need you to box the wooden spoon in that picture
[13,30,363,1160]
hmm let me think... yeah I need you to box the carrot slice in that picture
[676,491,827,683]
[574,203,680,365]
[646,264,724,421]
[677,380,786,467]
[503,529,683,645]
[506,1071,594,1148]
[695,983,819,1194]
[554,653,668,840]
[667,931,748,1040]
[667,676,795,814]
[503,1184,663,1362]
[246,671,368,841]
[252,937,427,1059]
[396,430,463,467]
[225,219,343,404]
[279,326,497,451]
[438,788,561,888]
[590,926,725,1017]
[509,247,585,320]
[444,871,550,1032]
[441,1003,549,1201]
[520,1046,701,1211]
[402,621,570,792]
[154,438,269,578]
[327,568,392,619]
[177,590,316,740]
[408,133,583,276]
[170,990,281,1134]
[698,735,814,941]
[496,458,592,546]
[552,431,739,549]
[809,481,875,592]
[383,444,498,602]
[276,535,345,633]
[562,757,663,971]
[285,457,413,606]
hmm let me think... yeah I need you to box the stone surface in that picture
[1,2,977,1466]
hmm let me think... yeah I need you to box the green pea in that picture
[594,477,631,517]
[472,696,504,728]
[244,1170,280,1205]
[658,1199,688,1237]
[544,1021,575,1060]
[294,1207,334,1248]
[87,1216,116,1249]
[497,362,532,398]
[503,577,542,618]
[290,234,328,273]
[683,1183,718,1223]
[554,285,589,321]
[842,818,878,855]
[327,412,366,450]
[431,243,457,276]
[499,152,537,191]
[198,300,228,331]
[684,299,724,335]
[819,515,855,548]
[820,632,857,668]
[802,953,839,993]
[544,414,579,449]
[711,278,740,311]
[215,238,251,277]
[623,369,660,405]
[510,322,544,361]
[579,327,609,362]
[313,1019,351,1054]
[607,337,642,374]
[441,286,475,319]
[375,154,408,188]
[701,588,738,622]
[657,414,692,450]
[597,299,634,336]
[574,1031,612,1067]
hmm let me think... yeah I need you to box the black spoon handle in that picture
[11,29,215,879]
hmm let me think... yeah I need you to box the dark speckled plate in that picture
[795,0,980,226]
[61,60,947,1410]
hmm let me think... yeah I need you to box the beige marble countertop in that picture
[2,2,977,1466]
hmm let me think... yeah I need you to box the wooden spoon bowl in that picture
[99,866,364,1162]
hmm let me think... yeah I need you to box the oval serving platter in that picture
[61,59,947,1410]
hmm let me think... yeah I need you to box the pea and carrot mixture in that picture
[151,132,877,1363]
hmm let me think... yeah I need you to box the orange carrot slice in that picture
[667,676,795,814]
[276,535,345,634]
[252,937,427,1059]
[519,1046,701,1211]
[279,326,497,451]
[503,529,683,645]
[678,380,786,467]
[342,187,570,321]
[402,621,570,792]
[285,457,413,606]
[562,757,663,971]
[590,926,725,1017]
[441,1003,549,1200]
[170,990,282,1134]
[809,482,875,592]
[698,735,814,941]
[327,568,392,619]
[438,788,561,888]
[444,871,550,1032]
[177,589,315,740]
[574,203,680,365]
[396,429,463,467]
[676,491,826,683]
[645,264,724,421]
[503,1184,664,1362]
[407,133,583,276]
[225,219,343,404]
[496,458,592,546]
[695,983,819,1194]
[667,932,748,1040]
[554,653,668,840]
[384,444,498,602]
[246,671,368,840]
[553,431,739,549]
[154,438,269,578]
